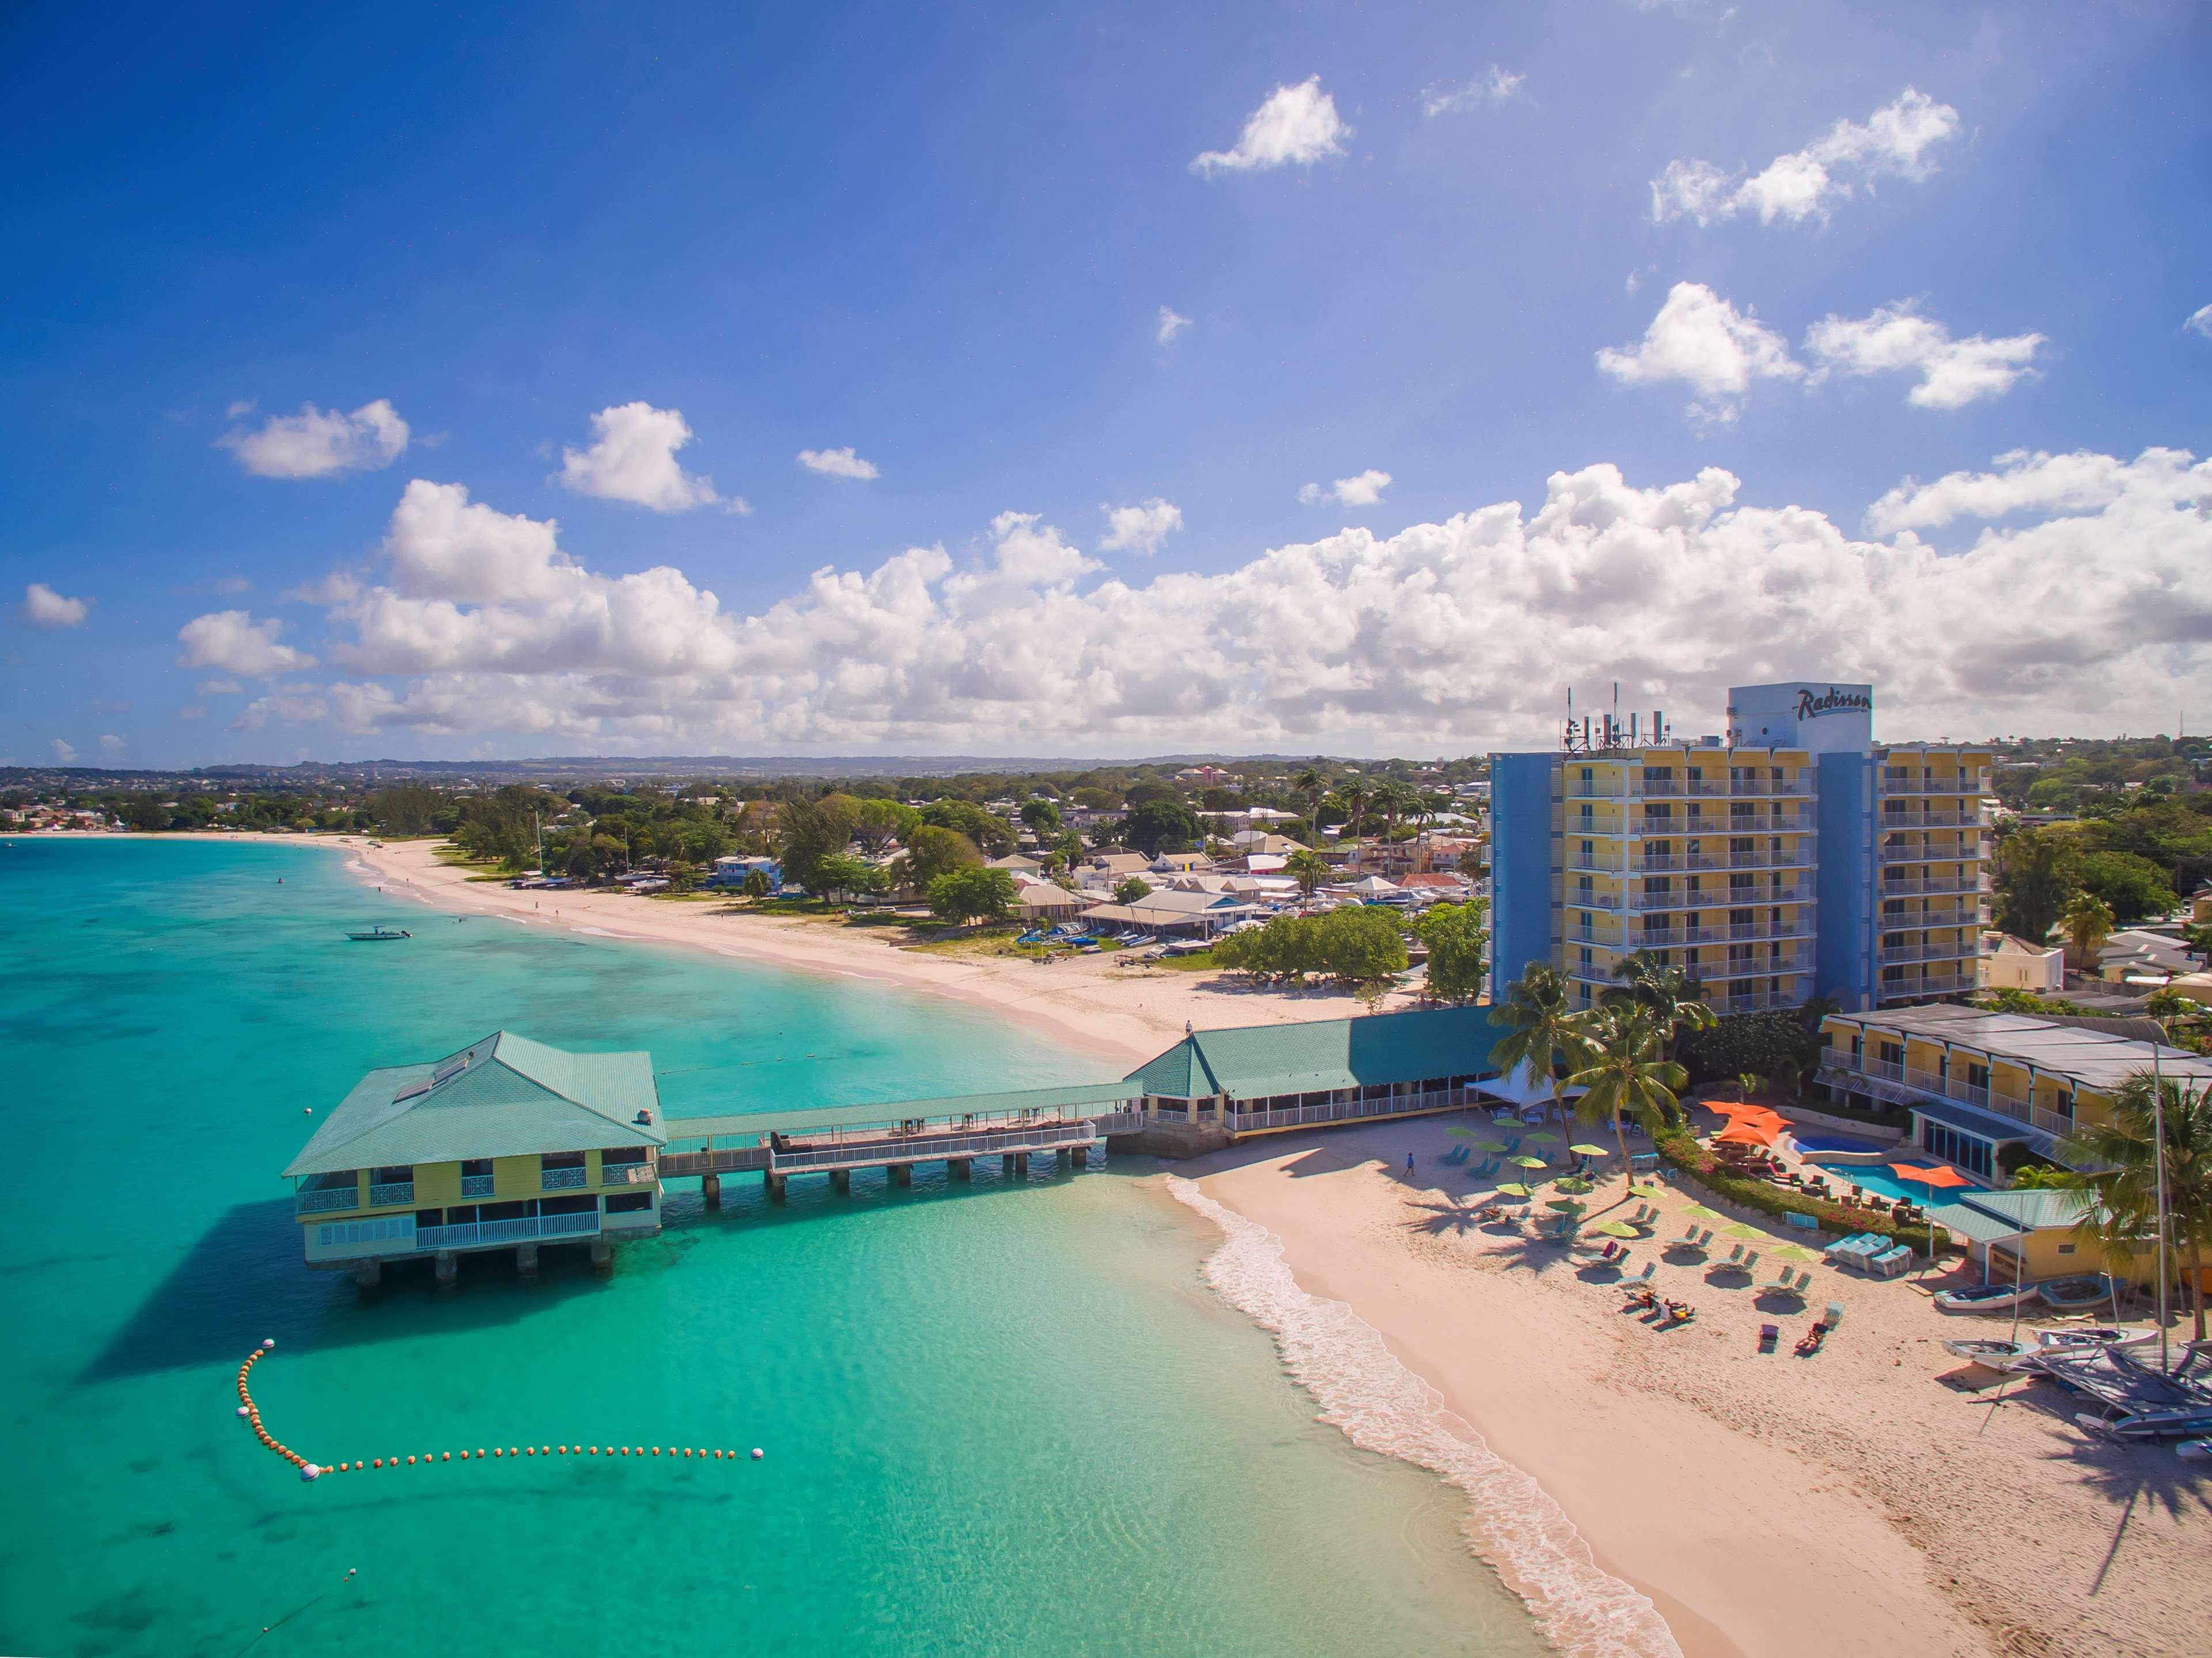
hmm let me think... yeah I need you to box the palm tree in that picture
[1292,765,1326,848]
[2061,1072,2211,1340]
[1605,951,1716,1064]
[1567,1003,1688,1195]
[1285,847,1331,897]
[1336,779,1370,839]
[2061,890,2115,973]
[1488,962,1597,1136]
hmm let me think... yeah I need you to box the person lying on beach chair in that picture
[1661,1299,1696,1325]
[1795,1321,1830,1356]
[1624,1284,1660,1311]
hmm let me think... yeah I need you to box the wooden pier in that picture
[656,1082,1143,1202]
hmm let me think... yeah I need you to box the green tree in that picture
[2060,1073,2212,1339]
[2061,889,2115,972]
[920,799,1014,856]
[778,795,859,891]
[1122,799,1203,856]
[928,866,1017,926]
[368,784,441,836]
[1019,799,1062,836]
[741,867,772,899]
[1567,1004,1688,1196]
[897,825,981,893]
[1112,876,1153,905]
[1487,962,1595,1127]
[850,798,922,855]
[1316,905,1409,982]
[2077,849,2174,924]
[1335,779,1370,837]
[122,796,171,832]
[1285,848,1331,896]
[1993,826,2080,943]
[1291,765,1327,847]
[809,853,883,905]
[1414,899,1490,1003]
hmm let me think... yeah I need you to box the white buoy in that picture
[237,1405,250,1418]
[750,1447,764,1460]
[300,1463,320,1481]
[263,1338,276,1349]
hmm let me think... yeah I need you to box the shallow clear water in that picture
[0,838,1541,1658]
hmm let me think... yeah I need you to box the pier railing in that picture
[770,1118,1101,1171]
[415,1211,601,1251]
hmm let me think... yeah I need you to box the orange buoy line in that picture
[234,1342,762,1483]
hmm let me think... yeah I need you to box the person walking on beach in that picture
[1406,1152,1415,1179]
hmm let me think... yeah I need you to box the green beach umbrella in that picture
[1554,1176,1596,1194]
[1508,1154,1548,1169]
[1683,1204,1725,1221]
[1721,1223,1766,1241]
[1519,1129,1559,1143]
[1446,1126,1479,1137]
[1592,1219,1639,1238]
[1493,1182,1533,1197]
[1769,1243,1819,1262]
[1546,1197,1587,1212]
[1568,1143,1610,1158]
[1471,1138,1510,1152]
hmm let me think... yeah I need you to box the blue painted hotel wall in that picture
[1815,750,1876,1011]
[1488,752,1558,1005]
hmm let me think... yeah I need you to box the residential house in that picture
[1980,933,2063,995]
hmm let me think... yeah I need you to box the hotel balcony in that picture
[541,1165,588,1191]
[1878,872,1989,898]
[1705,988,1811,1015]
[1877,806,1990,829]
[1878,772,1991,797]
[1878,940,1978,964]
[1878,840,1982,864]
[367,1179,415,1207]
[1876,970,1972,1000]
[1603,916,1817,948]
[295,1176,359,1215]
[1568,880,1820,914]
[1824,1050,2075,1139]
[600,1160,656,1185]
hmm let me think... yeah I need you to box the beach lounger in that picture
[1868,1246,1911,1278]
[1825,1300,1845,1327]
[1676,1222,1700,1244]
[1718,1243,1744,1268]
[1738,1250,1759,1277]
[1759,1322,1780,1350]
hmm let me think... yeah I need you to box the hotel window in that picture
[605,1191,654,1215]
[1642,875,1669,894]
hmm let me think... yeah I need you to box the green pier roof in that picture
[1123,1005,1502,1101]
[283,1031,665,1178]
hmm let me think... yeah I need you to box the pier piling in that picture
[1070,1145,1089,1171]
[1054,1147,1070,1173]
[353,1259,382,1292]
[948,1158,971,1181]
[590,1238,612,1273]
[764,1171,786,1202]
[889,1163,913,1186]
[434,1250,458,1288]
[830,1168,851,1194]
[515,1243,539,1279]
[702,1173,722,1210]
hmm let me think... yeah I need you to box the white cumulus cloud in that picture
[23,582,91,629]
[797,446,880,481]
[1651,88,1961,227]
[1805,302,2046,409]
[99,734,124,754]
[242,449,2212,753]
[1100,498,1184,555]
[1596,282,1802,421]
[1156,306,1194,345]
[175,610,316,677]
[50,739,76,764]
[556,403,732,513]
[1298,471,1394,508]
[1421,65,1524,116]
[2187,304,2212,341]
[217,399,410,478]
[1190,77,1349,176]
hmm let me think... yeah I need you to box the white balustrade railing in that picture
[296,1183,360,1215]
[415,1209,602,1251]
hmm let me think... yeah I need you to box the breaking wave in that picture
[1165,1175,1681,1658]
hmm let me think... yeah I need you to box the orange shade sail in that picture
[1714,1122,1779,1146]
[1885,1162,1972,1190]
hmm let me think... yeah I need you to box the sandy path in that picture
[1180,1116,2211,1658]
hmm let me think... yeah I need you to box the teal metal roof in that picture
[1953,1187,2097,1232]
[283,1031,664,1178]
[662,1080,1141,1144]
[1124,1006,1502,1101]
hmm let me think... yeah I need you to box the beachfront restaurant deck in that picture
[285,1031,666,1285]
[1816,1003,2212,1179]
[1119,1004,1501,1153]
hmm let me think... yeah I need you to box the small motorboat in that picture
[2179,1439,2212,1462]
[345,926,413,942]
[1934,1282,2039,1315]
[2035,1326,2159,1359]
[2037,1275,2115,1310]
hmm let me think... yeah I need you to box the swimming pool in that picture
[1788,1130,1891,1156]
[1805,1159,1978,1204]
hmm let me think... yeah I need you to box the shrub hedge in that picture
[1652,1127,1953,1254]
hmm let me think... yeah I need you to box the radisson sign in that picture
[1794,686,1873,722]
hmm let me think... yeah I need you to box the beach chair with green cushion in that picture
[1717,1243,1744,1269]
[1757,1268,1806,1301]
[1736,1250,1759,1278]
[1675,1221,1700,1245]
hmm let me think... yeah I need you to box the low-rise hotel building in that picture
[284,1030,666,1285]
[1817,1003,2212,1178]
[1489,679,1993,1016]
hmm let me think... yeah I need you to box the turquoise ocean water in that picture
[0,838,1541,1658]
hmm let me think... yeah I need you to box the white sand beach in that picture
[336,834,1409,1065]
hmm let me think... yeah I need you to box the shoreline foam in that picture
[1166,1175,1683,1658]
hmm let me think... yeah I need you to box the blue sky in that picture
[6,0,2209,765]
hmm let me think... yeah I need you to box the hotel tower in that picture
[1488,681,1993,1015]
